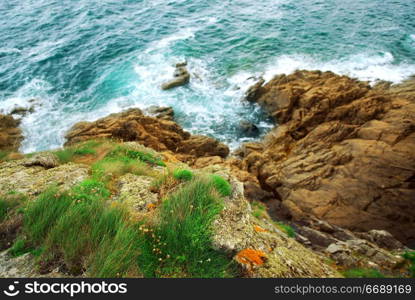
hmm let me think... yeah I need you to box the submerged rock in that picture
[161,62,190,90]
[240,70,415,244]
[238,120,260,137]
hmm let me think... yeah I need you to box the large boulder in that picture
[65,108,229,160]
[240,70,415,244]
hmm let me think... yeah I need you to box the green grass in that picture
[23,187,73,243]
[0,193,25,222]
[173,169,193,181]
[138,178,236,278]
[16,173,235,278]
[210,175,232,197]
[0,151,9,161]
[275,222,296,238]
[402,251,415,277]
[54,140,102,163]
[251,201,267,219]
[106,146,165,167]
[342,268,385,278]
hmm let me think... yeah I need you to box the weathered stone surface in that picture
[0,251,63,278]
[241,70,415,243]
[144,106,174,121]
[0,159,88,196]
[116,174,159,213]
[207,167,339,278]
[161,63,190,90]
[23,152,60,169]
[0,114,23,152]
[65,108,229,159]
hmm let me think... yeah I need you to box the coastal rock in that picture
[0,114,23,152]
[144,106,174,121]
[208,167,339,278]
[0,159,88,196]
[116,174,159,214]
[241,70,415,244]
[0,251,63,278]
[23,152,60,169]
[161,62,190,90]
[238,120,260,137]
[65,108,229,160]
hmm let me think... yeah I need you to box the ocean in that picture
[0,0,414,153]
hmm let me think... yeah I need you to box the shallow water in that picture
[0,0,414,153]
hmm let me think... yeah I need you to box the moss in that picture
[210,175,232,197]
[342,268,385,278]
[251,201,267,219]
[173,169,193,181]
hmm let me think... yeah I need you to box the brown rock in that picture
[65,108,229,160]
[0,114,23,152]
[241,70,415,244]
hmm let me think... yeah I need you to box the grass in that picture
[251,201,267,219]
[210,175,232,197]
[0,193,25,222]
[0,151,9,161]
[138,178,236,278]
[342,268,385,278]
[23,187,74,243]
[275,222,296,238]
[173,169,193,181]
[14,170,235,277]
[402,251,415,277]
[106,146,165,167]
[54,140,102,163]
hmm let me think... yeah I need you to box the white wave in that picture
[262,52,415,84]
[0,48,21,55]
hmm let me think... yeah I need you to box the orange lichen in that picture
[235,248,267,266]
[253,225,268,232]
[147,203,157,210]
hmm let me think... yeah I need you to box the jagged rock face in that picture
[0,114,23,152]
[65,108,229,159]
[242,70,415,244]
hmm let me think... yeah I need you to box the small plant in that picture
[9,239,30,257]
[54,149,75,163]
[251,201,267,219]
[275,222,296,238]
[0,194,23,222]
[173,169,193,181]
[342,268,385,278]
[210,175,232,197]
[402,251,415,277]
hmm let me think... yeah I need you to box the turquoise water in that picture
[0,0,414,153]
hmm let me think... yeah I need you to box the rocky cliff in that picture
[239,70,415,244]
